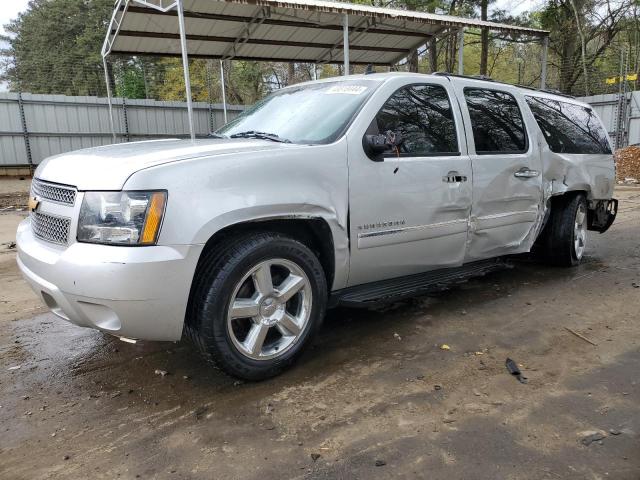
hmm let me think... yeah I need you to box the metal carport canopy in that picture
[102,0,550,141]
[104,0,548,66]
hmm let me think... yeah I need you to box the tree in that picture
[1,0,114,95]
[540,0,633,94]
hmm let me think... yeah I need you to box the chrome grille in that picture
[31,178,76,205]
[31,212,71,245]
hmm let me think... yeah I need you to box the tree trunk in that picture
[406,1,419,72]
[480,0,489,76]
[287,63,295,85]
[427,2,437,73]
[569,0,589,96]
[429,37,438,73]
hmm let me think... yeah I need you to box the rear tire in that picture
[537,194,588,267]
[186,232,327,380]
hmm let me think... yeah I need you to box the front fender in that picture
[123,140,350,289]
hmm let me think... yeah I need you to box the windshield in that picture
[216,80,380,144]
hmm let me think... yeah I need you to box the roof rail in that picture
[433,72,496,82]
[515,84,576,99]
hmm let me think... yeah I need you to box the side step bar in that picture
[330,258,510,308]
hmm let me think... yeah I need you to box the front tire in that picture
[538,194,588,267]
[187,232,327,380]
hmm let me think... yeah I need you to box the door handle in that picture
[443,171,468,183]
[514,168,540,179]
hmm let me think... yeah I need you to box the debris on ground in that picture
[440,344,450,351]
[579,430,607,446]
[565,327,598,346]
[615,146,640,183]
[393,332,402,341]
[609,429,622,436]
[310,453,321,462]
[375,460,386,467]
[505,358,527,384]
[433,384,443,390]
[154,369,168,377]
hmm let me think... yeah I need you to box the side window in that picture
[525,96,611,154]
[464,88,527,154]
[369,84,459,156]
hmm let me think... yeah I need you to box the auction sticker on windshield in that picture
[325,85,369,95]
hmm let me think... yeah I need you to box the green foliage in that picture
[1,0,113,95]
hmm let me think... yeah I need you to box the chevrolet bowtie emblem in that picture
[28,196,40,212]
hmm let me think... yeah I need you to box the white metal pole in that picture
[176,0,195,141]
[540,36,549,90]
[457,28,465,75]
[220,60,228,124]
[102,57,116,143]
[343,14,350,76]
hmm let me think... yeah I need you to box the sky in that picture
[0,0,30,37]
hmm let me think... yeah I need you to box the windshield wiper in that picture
[208,132,228,139]
[229,131,291,143]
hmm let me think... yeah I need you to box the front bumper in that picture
[16,218,203,341]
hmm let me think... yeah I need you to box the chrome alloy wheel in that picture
[226,258,312,361]
[574,203,587,260]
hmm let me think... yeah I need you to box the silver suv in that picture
[16,73,617,380]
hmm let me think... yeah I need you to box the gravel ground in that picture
[0,178,30,210]
[616,146,640,183]
[0,186,639,480]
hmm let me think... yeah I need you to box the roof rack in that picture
[514,84,576,99]
[433,72,496,82]
[432,73,577,99]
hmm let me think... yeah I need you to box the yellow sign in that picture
[605,73,638,84]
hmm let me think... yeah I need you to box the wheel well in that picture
[548,190,588,209]
[536,190,588,247]
[196,218,335,291]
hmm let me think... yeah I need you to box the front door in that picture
[452,82,543,261]
[347,79,472,287]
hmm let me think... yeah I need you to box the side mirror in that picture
[363,130,404,161]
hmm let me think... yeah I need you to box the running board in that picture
[330,259,510,308]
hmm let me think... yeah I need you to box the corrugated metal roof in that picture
[104,0,548,65]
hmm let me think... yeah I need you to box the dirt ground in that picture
[1,179,639,480]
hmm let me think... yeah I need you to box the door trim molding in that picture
[474,210,538,232]
[357,218,468,249]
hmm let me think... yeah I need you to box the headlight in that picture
[77,191,167,245]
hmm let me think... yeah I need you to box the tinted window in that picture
[525,96,611,154]
[464,88,527,154]
[371,84,458,156]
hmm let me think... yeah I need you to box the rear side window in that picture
[464,88,527,154]
[371,84,459,156]
[525,96,611,154]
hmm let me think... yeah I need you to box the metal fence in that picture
[0,92,244,167]
[2,89,636,170]
[578,91,640,148]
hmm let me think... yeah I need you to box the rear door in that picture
[346,78,472,286]
[452,80,543,261]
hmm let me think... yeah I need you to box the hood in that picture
[35,139,287,190]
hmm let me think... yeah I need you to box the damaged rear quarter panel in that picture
[543,150,614,201]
